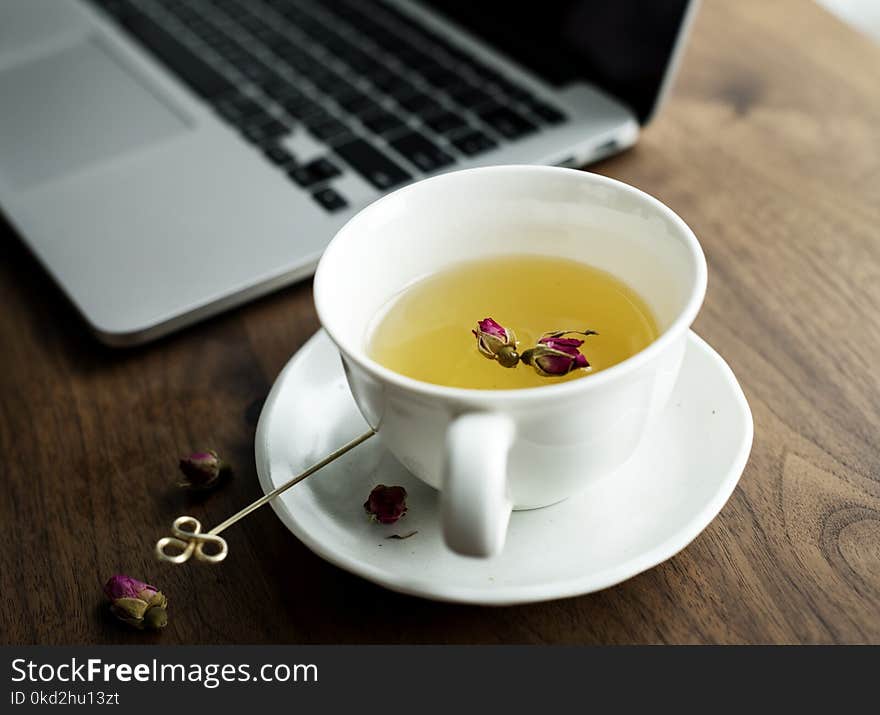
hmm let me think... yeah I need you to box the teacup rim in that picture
[314,165,707,401]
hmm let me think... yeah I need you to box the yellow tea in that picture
[367,255,659,389]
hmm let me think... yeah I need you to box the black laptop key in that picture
[259,78,303,102]
[181,16,214,35]
[320,77,361,100]
[312,187,349,213]
[274,46,312,72]
[390,132,454,173]
[215,94,269,124]
[235,59,274,84]
[308,158,342,180]
[421,66,460,89]
[242,118,290,144]
[334,139,411,190]
[353,99,385,118]
[312,28,351,55]
[367,70,404,92]
[424,111,468,135]
[341,53,388,79]
[278,4,310,24]
[395,48,438,71]
[288,158,342,187]
[315,32,348,56]
[526,100,567,125]
[280,95,324,120]
[468,61,507,86]
[361,28,402,53]
[187,19,222,41]
[494,79,535,102]
[265,34,295,53]
[91,0,126,17]
[375,0,427,32]
[119,13,234,99]
[446,84,494,109]
[384,78,420,101]
[295,17,329,42]
[364,59,398,81]
[431,37,472,65]
[301,109,334,128]
[263,144,296,166]
[361,111,408,136]
[278,51,323,77]
[336,93,381,115]
[305,67,341,91]
[396,92,444,116]
[308,118,354,143]
[478,105,537,139]
[451,129,498,156]
[248,24,280,44]
[235,108,278,130]
[236,12,269,35]
[213,41,249,64]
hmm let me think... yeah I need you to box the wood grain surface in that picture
[2,0,879,644]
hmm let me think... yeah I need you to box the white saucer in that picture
[255,330,753,605]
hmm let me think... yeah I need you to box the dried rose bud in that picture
[521,330,597,377]
[103,575,168,630]
[364,484,408,524]
[178,450,231,490]
[472,317,519,368]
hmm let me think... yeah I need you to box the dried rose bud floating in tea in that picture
[472,317,520,367]
[472,320,598,376]
[367,255,659,390]
[364,484,408,524]
[520,330,598,377]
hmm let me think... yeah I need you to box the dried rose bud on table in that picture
[103,575,168,630]
[178,449,232,490]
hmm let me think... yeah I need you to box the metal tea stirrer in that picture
[155,429,376,565]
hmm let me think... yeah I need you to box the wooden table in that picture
[2,0,879,645]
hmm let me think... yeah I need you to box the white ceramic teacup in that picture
[314,165,706,558]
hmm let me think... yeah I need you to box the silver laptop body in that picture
[0,0,697,345]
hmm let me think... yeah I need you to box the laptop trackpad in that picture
[0,38,189,191]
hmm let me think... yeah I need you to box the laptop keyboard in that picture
[89,0,568,213]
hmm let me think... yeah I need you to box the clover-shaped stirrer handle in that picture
[155,430,376,565]
[156,516,228,564]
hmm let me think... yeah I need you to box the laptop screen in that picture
[422,0,693,124]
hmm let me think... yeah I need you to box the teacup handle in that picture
[442,413,516,557]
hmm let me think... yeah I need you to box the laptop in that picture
[0,0,697,345]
